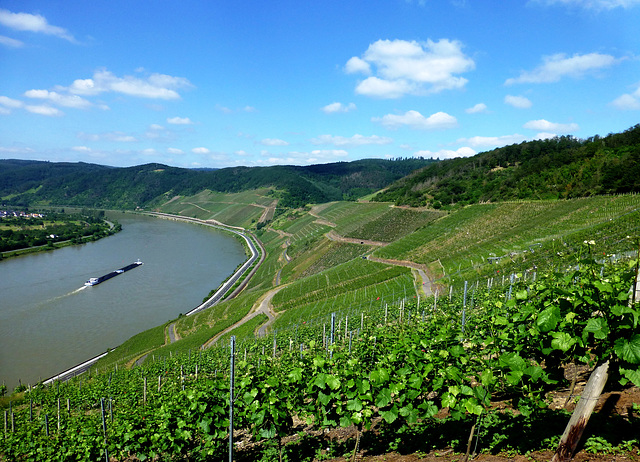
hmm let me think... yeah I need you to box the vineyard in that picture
[372,195,640,279]
[3,191,640,460]
[158,189,275,229]
[2,249,639,461]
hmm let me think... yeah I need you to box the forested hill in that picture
[373,124,640,208]
[0,157,434,209]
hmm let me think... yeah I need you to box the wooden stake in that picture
[551,360,609,462]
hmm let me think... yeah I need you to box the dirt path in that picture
[200,286,284,348]
[367,256,439,298]
[325,230,387,247]
[308,203,336,221]
[185,202,211,213]
[257,199,278,223]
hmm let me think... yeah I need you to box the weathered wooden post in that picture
[551,360,609,462]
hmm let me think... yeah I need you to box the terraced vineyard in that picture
[272,259,413,312]
[374,195,640,279]
[2,253,638,461]
[343,207,444,242]
[4,192,640,461]
[159,189,275,227]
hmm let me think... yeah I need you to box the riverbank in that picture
[1,212,247,392]
[31,212,263,386]
[0,214,119,261]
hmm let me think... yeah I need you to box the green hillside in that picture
[373,124,640,207]
[2,126,640,461]
[2,194,639,461]
[0,158,434,209]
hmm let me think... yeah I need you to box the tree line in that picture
[0,211,117,253]
[373,124,640,208]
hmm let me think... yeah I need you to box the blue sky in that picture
[0,0,638,168]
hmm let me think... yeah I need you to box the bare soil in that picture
[317,385,640,462]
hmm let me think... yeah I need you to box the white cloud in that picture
[344,56,371,74]
[67,69,193,100]
[0,146,35,154]
[310,149,349,158]
[25,104,63,116]
[192,147,210,154]
[215,104,256,114]
[149,124,165,130]
[216,104,233,113]
[373,110,458,130]
[504,94,532,108]
[261,138,289,146]
[255,149,350,166]
[72,146,92,152]
[523,119,579,133]
[311,134,393,147]
[321,102,356,114]
[346,38,474,98]
[414,147,477,159]
[0,35,24,48]
[533,132,560,140]
[167,116,193,125]
[505,52,620,85]
[457,134,528,148]
[78,131,137,142]
[611,83,640,110]
[167,148,184,154]
[465,103,487,114]
[24,89,92,109]
[531,0,640,10]
[355,77,418,99]
[0,95,24,108]
[0,9,75,42]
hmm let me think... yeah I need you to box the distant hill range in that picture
[373,124,640,208]
[0,158,435,209]
[2,125,639,210]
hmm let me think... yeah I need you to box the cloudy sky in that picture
[0,0,638,168]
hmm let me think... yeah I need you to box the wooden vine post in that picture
[551,360,609,462]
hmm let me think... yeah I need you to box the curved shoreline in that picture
[40,212,262,385]
[143,212,262,315]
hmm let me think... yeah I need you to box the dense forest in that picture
[0,158,434,209]
[2,125,640,210]
[373,124,640,208]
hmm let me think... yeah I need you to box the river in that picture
[0,212,246,392]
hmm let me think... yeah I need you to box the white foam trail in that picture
[44,285,88,304]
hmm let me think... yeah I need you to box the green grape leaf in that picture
[619,367,640,387]
[551,331,576,353]
[464,398,484,415]
[584,317,610,340]
[380,407,398,424]
[537,306,560,332]
[375,387,392,408]
[614,334,640,364]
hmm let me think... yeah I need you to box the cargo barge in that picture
[85,260,143,286]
